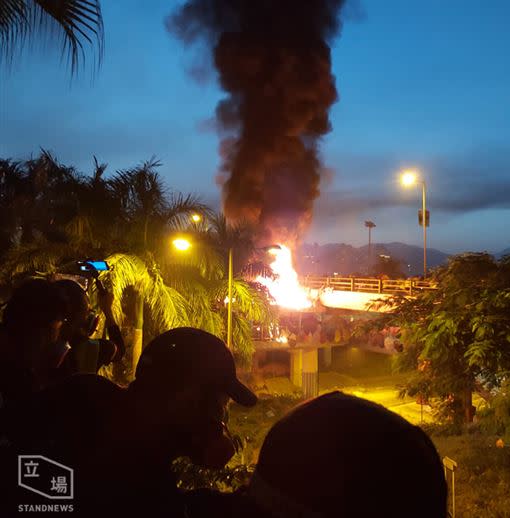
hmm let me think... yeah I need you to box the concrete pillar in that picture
[290,349,303,387]
[302,348,319,398]
[323,346,332,369]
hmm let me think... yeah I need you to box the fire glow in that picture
[256,245,312,310]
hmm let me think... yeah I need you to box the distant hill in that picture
[296,242,449,277]
[496,247,510,259]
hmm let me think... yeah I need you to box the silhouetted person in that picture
[0,327,257,517]
[0,278,67,407]
[53,278,125,376]
[189,391,447,518]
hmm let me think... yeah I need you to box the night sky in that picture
[1,0,509,254]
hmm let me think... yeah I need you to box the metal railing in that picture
[301,275,437,295]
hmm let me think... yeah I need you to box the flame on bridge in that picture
[256,244,312,310]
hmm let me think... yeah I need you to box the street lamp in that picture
[400,169,428,277]
[364,220,376,274]
[191,214,202,223]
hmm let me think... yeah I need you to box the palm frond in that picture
[1,0,103,74]
[103,253,192,332]
[164,192,213,231]
[231,313,255,364]
[103,253,149,324]
[0,238,75,283]
[91,155,107,183]
[143,274,190,333]
[163,263,221,328]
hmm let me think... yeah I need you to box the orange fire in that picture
[256,245,312,310]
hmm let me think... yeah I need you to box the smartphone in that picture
[77,260,110,273]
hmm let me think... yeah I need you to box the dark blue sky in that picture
[1,0,509,253]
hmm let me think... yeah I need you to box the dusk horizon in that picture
[2,0,509,254]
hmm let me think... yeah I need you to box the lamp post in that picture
[364,220,376,274]
[401,170,428,277]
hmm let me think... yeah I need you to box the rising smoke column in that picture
[169,1,346,246]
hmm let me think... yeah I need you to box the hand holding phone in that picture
[77,260,109,276]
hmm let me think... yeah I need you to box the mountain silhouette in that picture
[297,242,450,277]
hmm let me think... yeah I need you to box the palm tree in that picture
[101,253,190,378]
[0,152,274,375]
[0,0,103,74]
[0,150,91,283]
[64,156,123,252]
[108,158,212,370]
[0,158,25,255]
[110,158,211,253]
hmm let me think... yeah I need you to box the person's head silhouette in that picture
[248,391,447,518]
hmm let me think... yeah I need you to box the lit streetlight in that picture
[172,238,192,251]
[191,213,202,223]
[400,169,428,277]
[401,170,417,187]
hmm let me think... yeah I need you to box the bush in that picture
[173,457,254,493]
[477,381,510,443]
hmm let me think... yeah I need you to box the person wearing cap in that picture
[0,327,257,517]
[188,391,447,518]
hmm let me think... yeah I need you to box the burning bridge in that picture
[252,247,437,398]
[301,275,436,312]
[302,275,436,296]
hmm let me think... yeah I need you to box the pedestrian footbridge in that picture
[301,275,436,312]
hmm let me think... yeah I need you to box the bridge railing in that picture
[301,275,437,295]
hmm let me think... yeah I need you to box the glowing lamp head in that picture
[173,238,192,251]
[401,170,418,187]
[191,214,202,223]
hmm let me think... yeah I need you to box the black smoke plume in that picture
[169,0,346,246]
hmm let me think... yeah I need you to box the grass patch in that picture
[432,431,510,518]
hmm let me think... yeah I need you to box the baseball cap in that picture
[249,391,447,518]
[134,327,257,407]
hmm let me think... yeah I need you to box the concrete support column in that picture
[290,349,303,387]
[302,348,319,399]
[323,346,332,369]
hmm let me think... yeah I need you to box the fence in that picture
[301,275,437,296]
